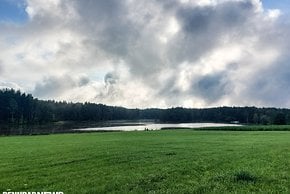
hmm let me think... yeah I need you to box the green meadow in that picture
[1,129,290,193]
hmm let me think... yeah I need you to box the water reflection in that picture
[74,123,241,132]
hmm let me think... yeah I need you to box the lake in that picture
[0,121,242,135]
[73,122,241,132]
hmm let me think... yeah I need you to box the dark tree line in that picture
[0,88,289,135]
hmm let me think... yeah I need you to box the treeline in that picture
[0,89,289,134]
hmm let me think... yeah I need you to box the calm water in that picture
[74,122,241,132]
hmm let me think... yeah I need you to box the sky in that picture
[0,0,290,108]
[0,0,27,23]
[263,0,290,13]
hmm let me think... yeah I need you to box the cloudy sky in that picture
[0,0,290,108]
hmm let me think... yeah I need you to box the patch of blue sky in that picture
[0,0,28,23]
[262,0,290,13]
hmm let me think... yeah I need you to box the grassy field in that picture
[1,129,290,193]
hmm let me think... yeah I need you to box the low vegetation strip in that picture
[189,125,290,131]
[1,130,290,193]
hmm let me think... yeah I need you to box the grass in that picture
[1,129,290,193]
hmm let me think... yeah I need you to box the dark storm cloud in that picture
[194,72,229,103]
[168,0,257,64]
[78,76,90,87]
[241,57,290,107]
[218,1,255,25]
[73,0,138,58]
[178,6,215,34]
[104,72,118,85]
[33,75,90,99]
[33,75,76,98]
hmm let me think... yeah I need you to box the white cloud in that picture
[267,9,282,20]
[0,0,289,108]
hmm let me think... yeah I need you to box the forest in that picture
[0,88,289,135]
